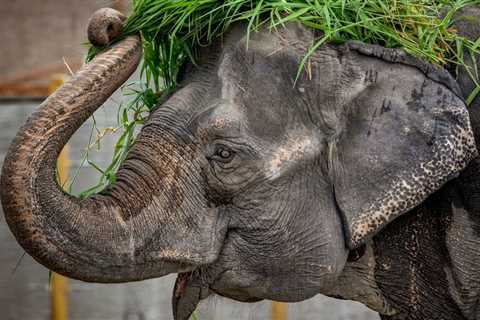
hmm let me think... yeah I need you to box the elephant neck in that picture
[328,183,471,319]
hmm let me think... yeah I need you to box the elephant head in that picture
[1,8,477,320]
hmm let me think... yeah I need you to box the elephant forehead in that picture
[208,102,243,126]
[216,54,292,141]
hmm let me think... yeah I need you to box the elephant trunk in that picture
[0,10,194,282]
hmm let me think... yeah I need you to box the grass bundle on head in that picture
[78,0,480,196]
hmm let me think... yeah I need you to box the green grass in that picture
[63,83,158,198]
[91,0,480,90]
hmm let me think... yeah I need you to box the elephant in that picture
[2,5,480,320]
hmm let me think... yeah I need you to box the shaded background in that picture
[0,1,380,319]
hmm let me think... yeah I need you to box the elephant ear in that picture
[330,42,478,249]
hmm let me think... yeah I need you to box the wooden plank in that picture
[0,60,81,97]
[0,82,50,98]
[51,77,70,320]
[272,302,288,320]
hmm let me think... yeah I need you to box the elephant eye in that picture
[213,146,235,163]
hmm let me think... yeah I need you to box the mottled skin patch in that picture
[266,134,320,179]
[350,118,477,247]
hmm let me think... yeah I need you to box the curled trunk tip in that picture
[88,8,126,47]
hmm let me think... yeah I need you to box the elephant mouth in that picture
[174,272,193,299]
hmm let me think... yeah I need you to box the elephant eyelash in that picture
[205,140,260,176]
[212,138,259,157]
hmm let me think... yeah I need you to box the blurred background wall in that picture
[0,0,130,96]
[0,1,380,319]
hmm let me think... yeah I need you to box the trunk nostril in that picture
[88,8,126,47]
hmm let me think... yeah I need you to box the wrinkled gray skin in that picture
[2,6,480,320]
